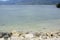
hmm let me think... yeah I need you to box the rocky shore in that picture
[0,30,60,40]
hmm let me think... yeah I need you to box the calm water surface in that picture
[0,5,60,32]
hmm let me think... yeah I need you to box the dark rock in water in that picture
[0,24,5,26]
[56,3,60,8]
[42,28,47,29]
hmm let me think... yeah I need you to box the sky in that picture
[0,0,60,5]
[0,0,8,1]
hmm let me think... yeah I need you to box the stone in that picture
[34,32,41,37]
[0,32,4,38]
[56,3,60,8]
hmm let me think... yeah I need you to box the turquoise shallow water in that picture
[0,5,60,32]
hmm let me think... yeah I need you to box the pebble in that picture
[0,31,60,40]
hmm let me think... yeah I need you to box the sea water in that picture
[0,5,60,32]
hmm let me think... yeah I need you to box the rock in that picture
[3,32,12,38]
[19,36,25,40]
[8,33,12,37]
[1,32,12,40]
[11,30,20,37]
[24,33,34,38]
[34,32,41,37]
[40,36,48,39]
[11,36,19,40]
[56,3,60,8]
[18,32,24,37]
[0,32,4,38]
[39,32,49,39]
[55,31,60,37]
